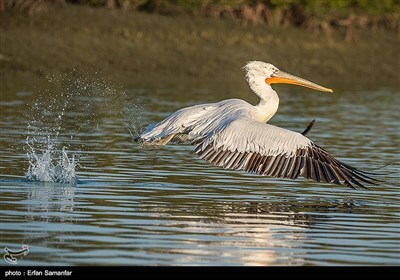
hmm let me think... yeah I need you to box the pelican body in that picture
[135,61,378,189]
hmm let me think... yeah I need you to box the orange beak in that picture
[266,70,333,93]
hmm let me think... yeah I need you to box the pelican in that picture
[135,61,379,189]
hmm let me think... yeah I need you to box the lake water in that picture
[0,78,399,266]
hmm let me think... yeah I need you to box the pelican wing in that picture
[191,117,377,189]
[136,103,218,146]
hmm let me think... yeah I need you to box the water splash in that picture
[24,71,144,184]
[26,136,78,184]
[122,91,145,140]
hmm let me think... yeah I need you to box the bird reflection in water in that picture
[138,195,361,266]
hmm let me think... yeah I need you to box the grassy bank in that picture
[1,4,399,95]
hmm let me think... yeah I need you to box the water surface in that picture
[0,83,399,266]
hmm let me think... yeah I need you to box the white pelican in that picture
[135,61,379,189]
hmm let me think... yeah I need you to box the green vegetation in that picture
[68,0,400,16]
[0,3,399,96]
[270,0,400,15]
[1,0,399,29]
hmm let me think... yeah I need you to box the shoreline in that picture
[1,5,399,96]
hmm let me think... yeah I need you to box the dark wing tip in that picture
[192,134,382,190]
[301,119,316,136]
[302,145,382,190]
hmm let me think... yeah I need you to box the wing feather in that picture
[137,99,378,189]
[191,117,377,189]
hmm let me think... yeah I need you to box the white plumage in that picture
[136,61,379,189]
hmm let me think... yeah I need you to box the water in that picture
[0,79,399,266]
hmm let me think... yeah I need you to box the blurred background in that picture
[1,0,399,95]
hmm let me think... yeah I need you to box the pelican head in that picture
[244,61,333,93]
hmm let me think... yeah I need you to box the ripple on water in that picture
[0,87,399,265]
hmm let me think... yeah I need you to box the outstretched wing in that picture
[191,117,378,189]
[135,103,218,146]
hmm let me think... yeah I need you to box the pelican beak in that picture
[266,70,333,93]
